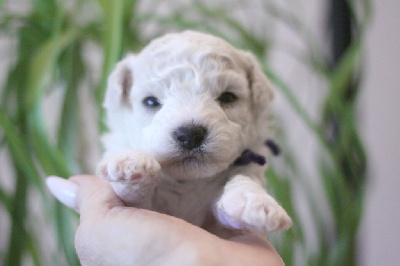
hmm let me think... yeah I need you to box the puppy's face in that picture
[104,31,273,180]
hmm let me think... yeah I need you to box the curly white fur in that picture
[98,31,291,238]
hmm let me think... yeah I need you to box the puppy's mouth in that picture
[160,146,209,167]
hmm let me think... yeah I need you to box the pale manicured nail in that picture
[46,176,78,209]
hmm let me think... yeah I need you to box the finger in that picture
[70,175,125,220]
[46,176,78,209]
[46,175,125,221]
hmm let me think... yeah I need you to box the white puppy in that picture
[97,31,292,238]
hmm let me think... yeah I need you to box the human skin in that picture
[46,175,284,266]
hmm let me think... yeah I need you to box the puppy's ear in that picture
[104,54,135,109]
[242,52,274,114]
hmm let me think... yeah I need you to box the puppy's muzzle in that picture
[173,125,208,150]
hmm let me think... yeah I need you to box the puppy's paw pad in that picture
[97,152,160,183]
[216,182,292,233]
[262,201,292,232]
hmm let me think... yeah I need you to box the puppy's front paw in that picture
[97,151,161,184]
[215,175,292,233]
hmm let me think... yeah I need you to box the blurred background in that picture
[0,0,398,265]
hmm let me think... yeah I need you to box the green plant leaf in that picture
[0,108,43,192]
[95,0,125,132]
[6,171,28,266]
[26,29,78,112]
[329,38,361,100]
[57,43,84,171]
[0,186,11,213]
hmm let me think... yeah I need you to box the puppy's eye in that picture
[218,92,238,104]
[142,96,161,108]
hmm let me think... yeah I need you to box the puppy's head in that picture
[104,31,273,180]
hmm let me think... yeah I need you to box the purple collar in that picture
[233,139,280,166]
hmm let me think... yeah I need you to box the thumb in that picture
[46,175,124,221]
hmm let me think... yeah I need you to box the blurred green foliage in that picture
[0,0,371,265]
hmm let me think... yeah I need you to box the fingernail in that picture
[46,176,78,209]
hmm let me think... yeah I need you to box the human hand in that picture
[46,175,284,266]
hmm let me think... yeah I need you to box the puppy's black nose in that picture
[173,125,208,150]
